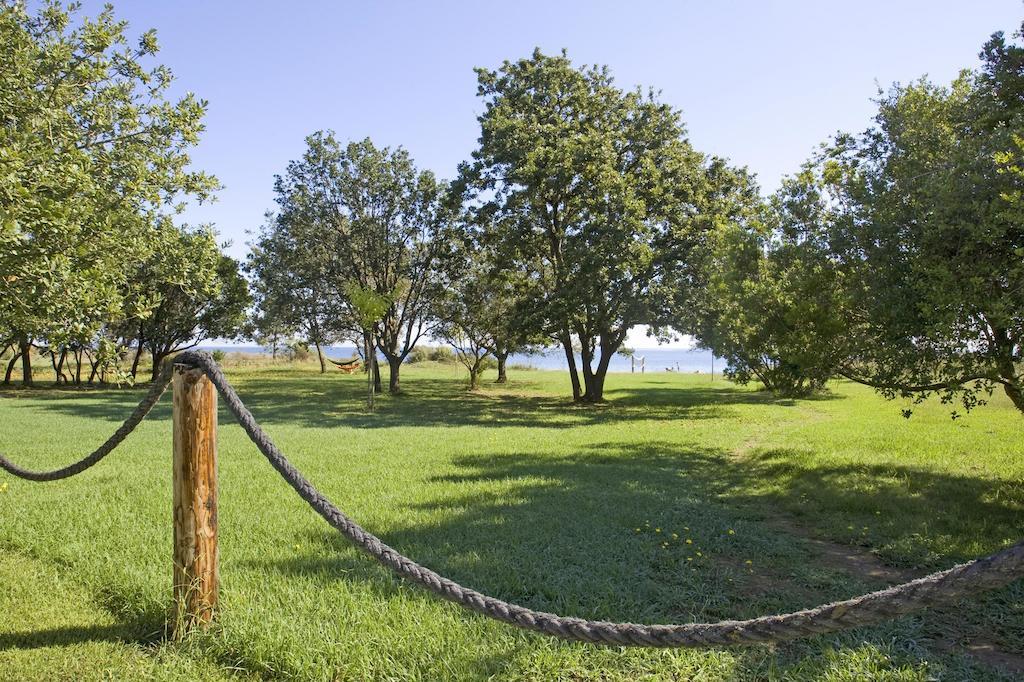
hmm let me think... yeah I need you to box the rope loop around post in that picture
[171,350,1024,648]
[2,349,1023,648]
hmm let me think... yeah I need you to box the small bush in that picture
[406,346,430,363]
[284,338,311,362]
[407,346,457,364]
[430,346,456,364]
[223,352,268,367]
[211,349,227,363]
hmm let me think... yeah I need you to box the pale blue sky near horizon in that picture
[72,1,1024,347]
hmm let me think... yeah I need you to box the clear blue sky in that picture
[75,2,1024,346]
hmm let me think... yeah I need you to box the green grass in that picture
[0,361,1022,680]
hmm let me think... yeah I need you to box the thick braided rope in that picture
[174,350,1024,647]
[0,362,174,481]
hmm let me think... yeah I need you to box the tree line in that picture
[2,2,1022,418]
[0,2,250,388]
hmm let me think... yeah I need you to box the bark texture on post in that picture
[172,364,219,633]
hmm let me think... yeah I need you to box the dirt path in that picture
[762,512,1024,677]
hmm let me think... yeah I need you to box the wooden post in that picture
[172,364,219,633]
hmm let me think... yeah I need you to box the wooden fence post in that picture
[172,363,219,633]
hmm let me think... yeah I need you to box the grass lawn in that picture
[0,360,1022,680]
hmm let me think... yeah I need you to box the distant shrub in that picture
[222,352,268,368]
[406,346,430,363]
[284,338,311,362]
[407,345,457,364]
[479,355,498,371]
[507,363,537,371]
[430,346,456,364]
[210,349,227,363]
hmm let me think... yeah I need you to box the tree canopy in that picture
[693,169,847,396]
[123,226,250,380]
[257,133,453,394]
[816,24,1024,416]
[0,1,217,384]
[247,208,350,372]
[459,49,723,402]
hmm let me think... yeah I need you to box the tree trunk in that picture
[469,363,482,390]
[581,356,598,399]
[88,365,99,383]
[367,356,375,410]
[359,332,374,409]
[54,348,68,385]
[130,337,145,379]
[315,342,326,374]
[1003,381,1024,414]
[363,333,383,394]
[4,350,21,385]
[580,334,618,403]
[495,351,508,384]
[579,337,595,401]
[74,349,83,385]
[386,355,402,394]
[586,349,614,402]
[559,331,582,401]
[87,350,100,384]
[151,350,167,382]
[19,338,32,386]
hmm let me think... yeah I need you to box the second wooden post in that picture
[172,363,219,634]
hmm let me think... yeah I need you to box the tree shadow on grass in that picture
[0,602,167,652]
[0,370,838,432]
[245,440,1022,677]
[0,623,150,651]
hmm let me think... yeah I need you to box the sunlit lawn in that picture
[0,360,1022,680]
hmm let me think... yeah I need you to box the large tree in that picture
[820,24,1024,416]
[693,170,847,396]
[0,2,217,385]
[272,133,452,394]
[440,217,549,384]
[460,49,719,402]
[247,211,352,373]
[434,245,506,390]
